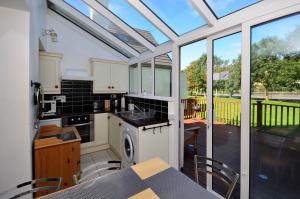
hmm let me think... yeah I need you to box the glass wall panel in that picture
[204,0,260,18]
[129,64,138,94]
[141,0,206,35]
[141,60,152,95]
[250,14,300,199]
[154,52,172,97]
[96,0,169,45]
[212,32,241,198]
[180,39,207,186]
[64,0,147,53]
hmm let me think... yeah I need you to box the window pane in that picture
[154,52,172,97]
[141,0,207,35]
[129,64,138,94]
[213,32,241,199]
[180,39,208,186]
[250,14,300,199]
[141,60,152,95]
[204,0,260,18]
[96,0,169,45]
[64,0,148,53]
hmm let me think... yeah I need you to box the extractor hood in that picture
[62,68,93,81]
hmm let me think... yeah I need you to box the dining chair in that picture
[194,155,239,199]
[73,160,121,185]
[0,177,62,199]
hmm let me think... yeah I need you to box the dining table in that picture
[41,158,219,199]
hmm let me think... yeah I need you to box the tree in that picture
[184,54,207,95]
[225,55,241,97]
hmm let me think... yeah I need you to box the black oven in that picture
[62,114,94,143]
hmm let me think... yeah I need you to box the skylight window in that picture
[96,0,170,45]
[141,0,207,35]
[204,0,261,18]
[64,0,148,53]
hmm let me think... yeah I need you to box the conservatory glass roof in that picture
[204,0,261,18]
[64,0,148,53]
[141,0,207,35]
[96,0,170,45]
[47,0,268,58]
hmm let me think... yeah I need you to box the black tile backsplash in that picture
[44,80,122,115]
[44,80,168,120]
[125,96,168,120]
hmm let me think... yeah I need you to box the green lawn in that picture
[188,96,300,127]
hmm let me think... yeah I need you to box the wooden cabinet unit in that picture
[34,125,81,197]
[108,114,122,158]
[39,52,62,94]
[91,58,129,93]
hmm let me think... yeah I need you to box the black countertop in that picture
[40,109,169,128]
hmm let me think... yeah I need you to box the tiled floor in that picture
[80,149,120,181]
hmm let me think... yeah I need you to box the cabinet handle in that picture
[108,116,111,119]
[118,122,122,126]
[55,85,58,88]
[111,86,114,89]
[108,86,111,89]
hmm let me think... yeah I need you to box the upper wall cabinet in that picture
[91,58,128,93]
[39,52,62,94]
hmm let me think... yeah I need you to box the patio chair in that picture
[73,160,121,185]
[0,177,62,199]
[194,155,239,199]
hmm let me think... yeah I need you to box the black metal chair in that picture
[73,160,121,185]
[194,155,239,199]
[0,177,62,199]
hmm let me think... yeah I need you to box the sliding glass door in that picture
[212,32,242,198]
[250,13,300,199]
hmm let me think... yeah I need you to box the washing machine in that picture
[121,122,138,168]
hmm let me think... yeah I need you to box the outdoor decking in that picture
[181,117,300,199]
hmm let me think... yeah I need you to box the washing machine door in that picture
[123,133,134,163]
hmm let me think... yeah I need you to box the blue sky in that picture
[205,0,259,18]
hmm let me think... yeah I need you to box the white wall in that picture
[46,10,127,77]
[0,6,32,192]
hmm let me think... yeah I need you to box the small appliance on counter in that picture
[42,100,56,116]
[104,100,110,111]
[93,101,101,112]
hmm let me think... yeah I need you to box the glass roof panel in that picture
[204,0,261,18]
[96,0,169,45]
[141,0,207,35]
[64,0,148,53]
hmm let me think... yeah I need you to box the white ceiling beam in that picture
[49,0,140,57]
[82,0,155,52]
[126,0,178,41]
[189,0,217,26]
[176,0,300,46]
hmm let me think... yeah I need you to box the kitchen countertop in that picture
[40,109,169,128]
[34,125,81,149]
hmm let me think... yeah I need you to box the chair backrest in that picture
[0,177,62,199]
[73,160,121,185]
[194,155,239,199]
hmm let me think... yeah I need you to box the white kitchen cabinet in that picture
[39,52,62,94]
[94,113,109,145]
[138,125,169,163]
[108,114,122,157]
[91,58,128,93]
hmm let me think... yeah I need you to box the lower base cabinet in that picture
[34,141,80,197]
[108,114,122,158]
[138,125,169,163]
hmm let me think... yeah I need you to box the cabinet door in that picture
[110,63,128,93]
[94,113,108,145]
[39,55,61,94]
[138,126,169,163]
[92,62,111,93]
[108,114,122,157]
